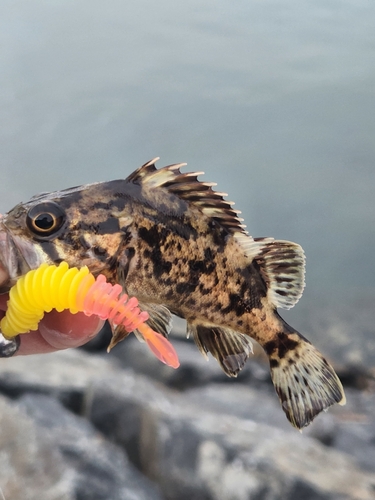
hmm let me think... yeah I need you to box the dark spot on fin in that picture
[187,323,253,377]
[267,331,346,429]
[126,158,247,237]
[253,239,306,310]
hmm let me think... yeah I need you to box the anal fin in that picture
[188,324,253,377]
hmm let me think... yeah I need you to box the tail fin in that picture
[265,330,346,429]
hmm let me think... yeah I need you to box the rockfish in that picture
[0,159,345,428]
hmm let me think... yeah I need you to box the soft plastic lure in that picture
[0,262,179,368]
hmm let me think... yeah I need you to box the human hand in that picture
[0,294,104,355]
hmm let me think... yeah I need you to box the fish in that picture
[0,158,345,428]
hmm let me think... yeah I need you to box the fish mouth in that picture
[0,220,39,293]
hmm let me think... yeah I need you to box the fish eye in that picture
[26,202,66,238]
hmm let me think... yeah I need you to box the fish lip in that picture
[0,220,38,292]
[0,222,15,291]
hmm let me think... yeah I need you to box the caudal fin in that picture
[266,332,346,429]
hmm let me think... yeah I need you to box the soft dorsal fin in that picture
[126,158,248,237]
[254,239,306,310]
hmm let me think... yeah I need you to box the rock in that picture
[0,394,75,500]
[0,349,120,412]
[17,393,163,500]
[183,383,342,446]
[86,369,178,470]
[1,349,375,500]
[86,369,375,500]
[330,388,375,473]
[110,336,229,389]
[139,407,375,500]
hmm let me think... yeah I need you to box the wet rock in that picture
[184,383,293,431]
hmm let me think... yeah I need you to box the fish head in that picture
[0,182,134,291]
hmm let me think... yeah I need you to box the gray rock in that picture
[0,394,75,500]
[0,349,121,412]
[183,383,343,446]
[86,369,178,470]
[17,393,163,500]
[139,408,375,500]
[283,292,375,371]
[1,349,375,500]
[330,388,375,473]
[86,370,375,500]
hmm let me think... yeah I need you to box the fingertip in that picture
[38,310,105,349]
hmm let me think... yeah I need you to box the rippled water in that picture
[1,1,374,357]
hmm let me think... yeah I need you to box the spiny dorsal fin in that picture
[125,157,161,183]
[254,239,306,310]
[126,158,248,238]
[187,323,253,377]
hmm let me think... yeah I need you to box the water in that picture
[1,0,374,361]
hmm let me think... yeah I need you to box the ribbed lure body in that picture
[0,262,179,368]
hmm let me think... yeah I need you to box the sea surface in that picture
[1,0,374,361]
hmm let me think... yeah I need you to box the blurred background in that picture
[0,1,375,499]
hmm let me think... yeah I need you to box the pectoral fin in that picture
[136,302,172,338]
[187,323,253,377]
[108,302,173,351]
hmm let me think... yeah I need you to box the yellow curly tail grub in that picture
[0,262,180,369]
[0,263,93,337]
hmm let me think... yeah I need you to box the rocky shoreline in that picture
[0,323,374,500]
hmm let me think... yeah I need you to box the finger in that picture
[39,309,105,349]
[16,311,104,355]
[0,294,105,355]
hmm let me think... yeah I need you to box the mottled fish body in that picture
[0,159,345,428]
